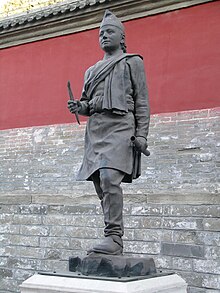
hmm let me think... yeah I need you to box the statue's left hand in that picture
[136,136,148,152]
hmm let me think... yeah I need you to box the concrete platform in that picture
[20,272,187,293]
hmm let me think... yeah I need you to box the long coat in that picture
[76,53,150,183]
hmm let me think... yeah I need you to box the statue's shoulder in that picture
[85,60,103,78]
[126,54,143,64]
[125,54,144,70]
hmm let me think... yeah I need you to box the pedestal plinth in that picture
[69,254,156,277]
[20,272,187,293]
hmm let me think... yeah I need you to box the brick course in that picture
[0,108,220,292]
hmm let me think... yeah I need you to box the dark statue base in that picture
[69,253,156,278]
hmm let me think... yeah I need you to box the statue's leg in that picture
[100,168,124,238]
[89,168,124,255]
[91,171,105,223]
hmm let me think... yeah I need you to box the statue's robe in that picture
[77,53,150,183]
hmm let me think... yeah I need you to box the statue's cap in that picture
[100,10,124,32]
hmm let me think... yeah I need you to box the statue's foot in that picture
[87,235,123,255]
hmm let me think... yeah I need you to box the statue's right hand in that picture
[67,100,81,114]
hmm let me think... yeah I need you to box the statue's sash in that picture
[85,53,142,105]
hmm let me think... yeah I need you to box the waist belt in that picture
[89,108,134,116]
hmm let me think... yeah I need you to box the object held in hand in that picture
[131,136,150,156]
[67,80,80,125]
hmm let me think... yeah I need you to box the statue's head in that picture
[99,10,127,53]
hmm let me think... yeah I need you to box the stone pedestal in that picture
[20,273,187,293]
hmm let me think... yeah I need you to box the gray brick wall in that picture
[0,108,220,292]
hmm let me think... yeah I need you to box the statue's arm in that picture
[128,56,150,139]
[78,68,91,116]
[78,94,90,116]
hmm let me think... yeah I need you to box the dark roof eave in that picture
[0,0,106,30]
[0,0,215,49]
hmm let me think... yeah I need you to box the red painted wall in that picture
[0,1,219,130]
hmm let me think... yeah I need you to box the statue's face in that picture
[99,25,123,53]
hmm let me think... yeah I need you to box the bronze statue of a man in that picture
[68,10,150,255]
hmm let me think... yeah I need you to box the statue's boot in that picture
[88,235,123,255]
